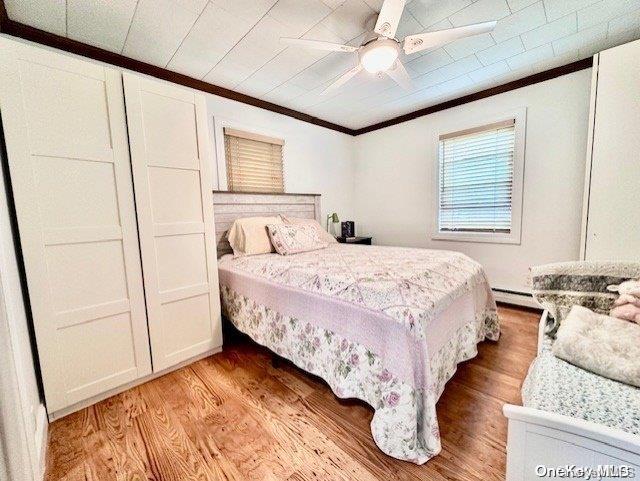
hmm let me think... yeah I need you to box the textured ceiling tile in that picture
[553,22,607,56]
[328,74,397,102]
[204,17,294,88]
[476,36,524,65]
[240,48,330,94]
[395,9,425,39]
[288,52,358,90]
[449,0,511,27]
[468,60,511,82]
[437,74,475,95]
[262,83,309,104]
[204,66,248,89]
[67,0,137,53]
[425,17,455,31]
[607,8,640,43]
[203,16,297,87]
[122,0,205,65]
[506,43,554,70]
[175,0,209,14]
[521,13,577,49]
[577,0,640,30]
[211,0,278,23]
[5,0,66,36]
[407,0,473,29]
[380,84,444,111]
[304,21,351,42]
[268,0,333,37]
[406,48,454,75]
[358,85,411,106]
[321,0,376,40]
[507,0,539,11]
[167,4,255,78]
[543,0,600,22]
[443,32,496,60]
[321,0,348,8]
[491,1,547,43]
[413,55,482,88]
[362,0,384,10]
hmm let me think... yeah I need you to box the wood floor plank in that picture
[45,305,540,481]
[192,357,379,481]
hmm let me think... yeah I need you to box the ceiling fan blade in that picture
[403,21,497,54]
[280,37,358,53]
[321,65,363,95]
[385,61,413,90]
[374,0,406,38]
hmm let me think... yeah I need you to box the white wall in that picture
[353,69,592,293]
[206,96,355,225]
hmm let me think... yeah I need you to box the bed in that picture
[213,191,500,464]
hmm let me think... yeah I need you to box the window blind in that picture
[438,119,515,234]
[224,128,284,193]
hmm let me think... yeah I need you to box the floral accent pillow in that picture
[266,223,329,255]
[279,215,337,244]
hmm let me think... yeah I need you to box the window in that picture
[434,112,525,244]
[224,128,284,193]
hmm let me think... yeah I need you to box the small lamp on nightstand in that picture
[326,212,339,236]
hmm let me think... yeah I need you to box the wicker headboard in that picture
[212,191,322,257]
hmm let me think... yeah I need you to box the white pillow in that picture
[227,216,282,257]
[553,305,640,388]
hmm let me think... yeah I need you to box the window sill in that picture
[431,231,521,245]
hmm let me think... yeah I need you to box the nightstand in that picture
[335,236,372,245]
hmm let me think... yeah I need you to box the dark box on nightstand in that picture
[341,221,355,238]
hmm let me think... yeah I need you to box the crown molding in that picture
[352,56,593,135]
[0,0,593,137]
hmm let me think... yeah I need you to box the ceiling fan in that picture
[281,0,497,95]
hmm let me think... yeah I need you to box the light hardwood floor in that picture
[45,305,539,481]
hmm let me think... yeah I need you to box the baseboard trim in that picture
[47,346,222,421]
[492,288,541,309]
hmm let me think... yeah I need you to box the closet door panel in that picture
[586,40,640,261]
[123,73,221,372]
[0,39,151,412]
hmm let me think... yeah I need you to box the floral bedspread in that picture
[218,244,499,464]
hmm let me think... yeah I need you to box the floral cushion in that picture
[279,215,337,244]
[266,223,329,255]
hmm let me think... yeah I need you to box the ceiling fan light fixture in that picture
[360,40,399,73]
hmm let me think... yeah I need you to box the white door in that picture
[585,40,640,261]
[0,38,151,413]
[123,73,221,372]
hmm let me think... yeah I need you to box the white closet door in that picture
[0,39,151,412]
[585,40,640,261]
[123,73,221,372]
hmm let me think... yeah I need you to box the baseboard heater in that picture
[492,288,540,309]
